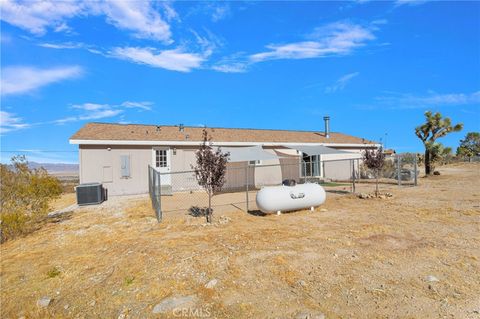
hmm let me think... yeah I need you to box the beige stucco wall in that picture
[322,148,362,180]
[79,145,153,195]
[78,145,367,195]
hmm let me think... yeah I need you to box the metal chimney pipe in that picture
[179,124,184,132]
[323,116,330,138]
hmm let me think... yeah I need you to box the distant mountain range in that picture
[27,162,79,173]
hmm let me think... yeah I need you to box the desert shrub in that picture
[46,267,61,278]
[0,156,62,242]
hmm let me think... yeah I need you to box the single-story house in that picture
[70,120,379,196]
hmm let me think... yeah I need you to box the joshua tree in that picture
[415,111,463,175]
[363,147,385,197]
[192,129,229,223]
[456,132,480,161]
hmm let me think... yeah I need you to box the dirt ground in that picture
[1,163,479,318]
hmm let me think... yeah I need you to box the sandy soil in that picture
[1,163,479,319]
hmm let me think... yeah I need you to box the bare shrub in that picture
[0,156,62,242]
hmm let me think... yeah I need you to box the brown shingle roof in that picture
[70,122,377,145]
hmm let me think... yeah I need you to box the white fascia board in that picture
[69,139,380,148]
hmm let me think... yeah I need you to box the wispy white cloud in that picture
[38,27,220,73]
[54,100,154,124]
[160,2,179,22]
[375,90,480,109]
[211,51,249,73]
[190,29,223,57]
[212,63,249,73]
[371,19,388,25]
[1,65,83,96]
[325,72,360,93]
[395,0,429,6]
[0,111,30,134]
[211,3,231,22]
[93,1,172,43]
[187,2,233,22]
[55,103,123,124]
[250,21,376,63]
[72,103,109,111]
[121,101,153,111]
[0,0,82,35]
[357,0,428,6]
[38,42,85,49]
[111,47,206,72]
[0,0,173,43]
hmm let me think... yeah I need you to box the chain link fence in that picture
[358,154,418,187]
[148,155,418,221]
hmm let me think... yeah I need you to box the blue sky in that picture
[1,0,479,163]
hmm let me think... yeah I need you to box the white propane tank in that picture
[256,183,326,214]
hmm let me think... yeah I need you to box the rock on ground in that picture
[205,279,218,289]
[152,295,198,314]
[37,296,51,308]
[294,312,325,319]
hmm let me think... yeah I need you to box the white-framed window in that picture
[302,154,321,177]
[155,149,168,168]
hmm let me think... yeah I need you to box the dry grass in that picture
[50,193,77,211]
[1,163,479,318]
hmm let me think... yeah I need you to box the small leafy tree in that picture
[192,129,229,223]
[363,147,385,197]
[0,156,62,242]
[415,111,463,175]
[456,132,480,161]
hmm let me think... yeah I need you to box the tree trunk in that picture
[424,149,431,175]
[375,171,379,197]
[207,191,212,223]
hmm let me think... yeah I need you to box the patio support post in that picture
[303,162,307,183]
[245,164,249,212]
[352,159,356,194]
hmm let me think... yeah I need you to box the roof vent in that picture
[179,124,184,132]
[185,134,190,140]
[323,116,330,138]
[156,126,161,132]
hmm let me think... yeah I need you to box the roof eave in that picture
[69,139,380,148]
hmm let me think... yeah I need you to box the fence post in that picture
[414,156,418,186]
[352,159,356,194]
[397,155,401,186]
[157,169,162,222]
[303,162,307,183]
[148,166,152,202]
[245,164,249,213]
